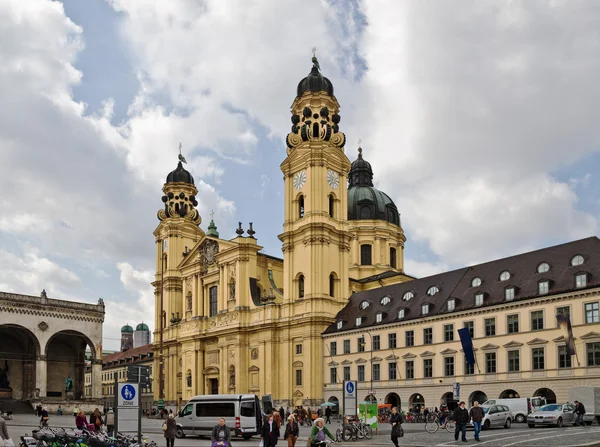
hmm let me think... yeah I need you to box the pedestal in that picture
[66,391,75,400]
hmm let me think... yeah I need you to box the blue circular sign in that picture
[346,382,355,394]
[121,384,136,401]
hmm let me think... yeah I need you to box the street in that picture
[5,414,600,447]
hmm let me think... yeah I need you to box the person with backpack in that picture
[163,413,176,447]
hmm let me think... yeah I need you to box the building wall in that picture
[322,288,600,409]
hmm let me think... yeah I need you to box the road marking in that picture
[503,428,600,446]
[478,434,533,444]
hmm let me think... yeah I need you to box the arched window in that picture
[298,274,305,298]
[298,195,305,218]
[360,244,372,265]
[537,262,550,273]
[390,247,397,269]
[329,194,334,218]
[329,273,335,297]
[360,205,372,219]
[209,286,218,317]
[571,255,584,266]
[471,277,482,287]
[499,270,511,281]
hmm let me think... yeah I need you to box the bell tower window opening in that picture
[329,273,335,297]
[390,247,397,269]
[360,244,372,265]
[209,286,218,317]
[329,194,334,218]
[298,195,305,218]
[298,274,305,298]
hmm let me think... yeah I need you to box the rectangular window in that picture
[485,318,496,336]
[422,303,429,315]
[531,310,544,331]
[505,287,515,301]
[587,342,600,367]
[444,357,455,376]
[358,337,365,352]
[209,286,218,317]
[295,344,303,355]
[532,348,545,370]
[296,369,302,386]
[475,293,484,306]
[585,302,599,324]
[464,321,474,338]
[485,352,497,373]
[405,361,414,380]
[558,345,572,368]
[576,273,587,288]
[356,317,362,327]
[343,366,351,381]
[343,339,350,354]
[388,333,397,349]
[444,324,454,342]
[372,364,380,381]
[464,358,474,375]
[330,342,337,356]
[389,362,397,380]
[360,244,372,265]
[376,313,382,323]
[330,367,338,384]
[373,335,381,351]
[358,365,365,382]
[390,247,397,269]
[508,350,520,372]
[507,314,519,333]
[447,299,455,312]
[196,403,235,417]
[424,359,433,378]
[424,328,433,345]
[398,309,405,319]
[405,330,414,347]
[538,281,549,295]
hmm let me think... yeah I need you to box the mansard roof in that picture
[325,236,600,334]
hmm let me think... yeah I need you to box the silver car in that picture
[467,405,513,430]
[527,403,576,428]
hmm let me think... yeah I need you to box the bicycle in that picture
[342,420,373,440]
[425,412,455,434]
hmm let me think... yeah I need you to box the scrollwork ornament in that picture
[286,133,302,149]
[330,132,346,148]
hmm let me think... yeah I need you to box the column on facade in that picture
[193,274,199,315]
[35,355,47,397]
[91,359,103,399]
[351,236,359,265]
[374,236,381,266]
[219,265,225,311]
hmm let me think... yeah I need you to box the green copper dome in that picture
[136,322,150,331]
[121,324,134,333]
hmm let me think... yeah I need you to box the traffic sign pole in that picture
[138,372,142,444]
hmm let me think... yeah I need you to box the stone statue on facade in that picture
[65,376,73,392]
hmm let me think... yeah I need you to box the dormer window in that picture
[537,262,550,273]
[398,309,405,319]
[356,317,362,327]
[538,280,549,295]
[337,320,343,330]
[571,255,584,266]
[499,270,511,281]
[471,277,482,287]
[403,291,414,301]
[427,286,439,296]
[422,303,429,315]
[474,293,484,307]
[381,296,391,305]
[504,287,515,301]
[360,300,370,310]
[447,299,455,312]
[575,273,588,288]
[376,312,383,323]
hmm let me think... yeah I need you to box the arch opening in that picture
[468,390,488,407]
[328,396,340,414]
[409,393,425,410]
[364,394,377,403]
[499,389,520,399]
[0,325,40,400]
[385,392,401,409]
[534,388,557,404]
[442,391,459,411]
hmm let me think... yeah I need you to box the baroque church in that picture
[153,60,411,407]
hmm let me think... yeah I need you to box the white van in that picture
[482,397,546,423]
[176,394,263,439]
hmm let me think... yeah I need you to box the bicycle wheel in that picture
[335,428,342,442]
[425,421,439,434]
[364,426,373,440]
[356,426,365,439]
[342,425,354,441]
[445,420,456,432]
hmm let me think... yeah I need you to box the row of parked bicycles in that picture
[332,419,374,442]
[18,427,157,447]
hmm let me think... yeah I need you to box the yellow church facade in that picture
[152,60,410,407]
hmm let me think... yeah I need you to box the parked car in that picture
[527,403,576,428]
[467,405,513,430]
[482,397,546,423]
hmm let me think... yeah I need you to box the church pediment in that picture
[327,361,339,366]
[203,366,219,375]
[440,348,457,355]
[385,354,399,361]
[527,338,548,345]
[341,360,353,365]
[420,351,436,358]
[292,361,303,368]
[503,341,523,348]
[248,365,259,372]
[370,356,383,362]
[480,343,499,351]
[293,390,303,397]
[355,358,367,364]
[402,353,416,359]
[580,332,600,340]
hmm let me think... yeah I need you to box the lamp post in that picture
[361,332,374,401]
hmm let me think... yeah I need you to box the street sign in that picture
[127,365,151,386]
[343,380,357,416]
[118,383,138,407]
[117,383,139,432]
[453,382,461,400]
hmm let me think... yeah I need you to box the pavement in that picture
[5,414,600,447]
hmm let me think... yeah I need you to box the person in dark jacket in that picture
[283,415,299,447]
[210,418,232,447]
[389,407,403,447]
[262,414,280,447]
[452,401,469,442]
[469,401,484,442]
[324,406,331,424]
[574,401,586,426]
[164,413,177,447]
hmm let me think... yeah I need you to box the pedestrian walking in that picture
[325,406,331,424]
[210,417,232,447]
[163,413,176,447]
[262,414,280,447]
[106,408,115,437]
[283,415,299,447]
[452,401,469,442]
[389,407,403,447]
[574,400,586,426]
[75,410,88,430]
[469,401,484,442]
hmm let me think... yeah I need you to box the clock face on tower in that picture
[327,170,339,189]
[293,170,307,190]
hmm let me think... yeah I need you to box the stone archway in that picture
[468,390,488,406]
[534,388,556,404]
[44,330,96,400]
[385,392,401,408]
[365,394,377,403]
[0,324,41,400]
[328,396,339,414]
[442,391,459,411]
[499,389,520,399]
[409,393,425,410]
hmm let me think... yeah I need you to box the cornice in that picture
[527,338,548,345]
[503,341,524,348]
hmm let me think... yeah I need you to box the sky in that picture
[1,0,599,351]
